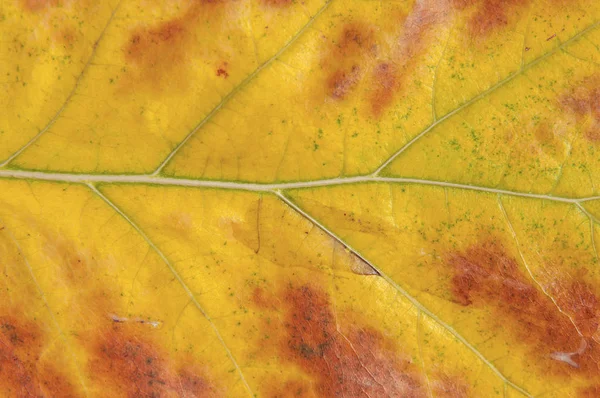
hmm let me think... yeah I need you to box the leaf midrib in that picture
[0,169,598,203]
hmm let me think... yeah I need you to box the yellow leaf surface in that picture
[1,0,600,397]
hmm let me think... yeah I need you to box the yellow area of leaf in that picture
[288,183,600,396]
[383,27,600,198]
[0,0,120,162]
[2,0,600,396]
[4,0,327,172]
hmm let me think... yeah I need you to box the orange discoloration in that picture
[216,62,229,78]
[43,235,98,282]
[371,62,397,116]
[253,284,465,397]
[91,324,220,397]
[580,384,600,397]
[0,315,75,397]
[20,0,59,13]
[54,27,78,48]
[318,1,451,117]
[262,0,294,6]
[447,239,600,376]
[559,75,600,143]
[453,0,530,36]
[328,65,362,99]
[123,0,228,89]
[322,23,377,101]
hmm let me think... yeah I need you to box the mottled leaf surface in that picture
[1,0,600,396]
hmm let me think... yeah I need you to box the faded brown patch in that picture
[90,323,220,398]
[43,234,99,283]
[252,284,465,397]
[322,23,378,101]
[0,315,76,397]
[447,239,600,377]
[123,0,229,90]
[318,0,451,117]
[54,26,78,48]
[452,0,530,37]
[580,384,600,397]
[262,0,294,6]
[20,0,59,12]
[559,74,600,143]
[216,62,229,78]
[163,211,195,240]
[371,62,398,116]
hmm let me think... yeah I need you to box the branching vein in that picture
[87,183,254,397]
[277,191,533,397]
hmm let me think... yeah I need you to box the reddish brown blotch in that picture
[559,74,600,143]
[452,0,530,37]
[123,0,230,89]
[252,283,467,397]
[20,0,59,13]
[90,323,220,397]
[319,0,452,117]
[0,315,76,396]
[447,238,600,380]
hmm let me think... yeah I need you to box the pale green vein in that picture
[416,310,433,398]
[87,183,255,397]
[372,20,600,176]
[0,218,89,396]
[0,169,597,203]
[577,202,600,260]
[0,1,123,168]
[276,191,533,398]
[151,0,333,176]
[497,195,585,339]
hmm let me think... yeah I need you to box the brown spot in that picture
[453,0,530,37]
[20,0,59,12]
[322,23,377,101]
[253,283,464,397]
[0,315,75,396]
[123,0,228,90]
[371,62,398,116]
[559,75,600,143]
[447,239,600,376]
[318,1,451,117]
[216,62,229,78]
[43,235,98,282]
[90,324,219,397]
[54,27,78,48]
[251,287,276,310]
[163,211,195,240]
[580,384,600,397]
[262,0,294,6]
[328,65,361,99]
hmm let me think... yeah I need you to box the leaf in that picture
[1,0,600,396]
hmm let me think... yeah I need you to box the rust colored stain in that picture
[216,62,229,78]
[559,75,600,143]
[43,234,98,283]
[319,0,451,117]
[20,0,59,12]
[90,324,219,397]
[453,0,530,36]
[323,23,377,101]
[123,0,228,88]
[328,65,362,99]
[580,384,600,397]
[447,239,600,376]
[252,284,466,397]
[262,0,294,6]
[371,62,398,116]
[0,315,75,396]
